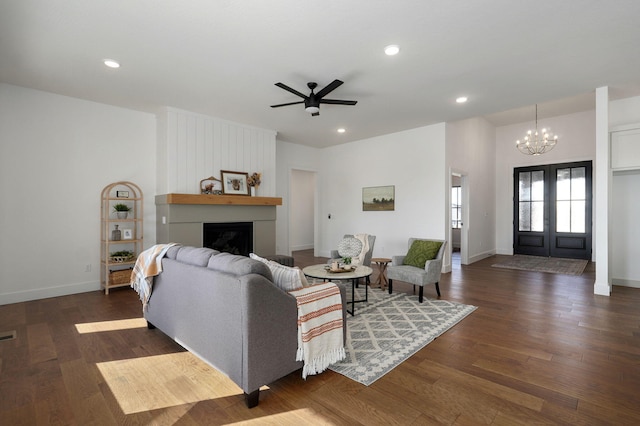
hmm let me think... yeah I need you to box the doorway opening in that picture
[289,169,316,255]
[450,170,469,267]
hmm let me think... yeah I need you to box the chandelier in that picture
[516,104,558,155]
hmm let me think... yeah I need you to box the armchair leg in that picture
[418,286,424,303]
[435,282,441,297]
[388,279,393,295]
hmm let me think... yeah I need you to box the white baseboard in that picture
[290,243,314,252]
[495,248,513,255]
[593,281,611,296]
[468,249,496,264]
[0,280,101,305]
[612,278,640,288]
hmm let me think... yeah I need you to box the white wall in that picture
[0,84,156,304]
[446,117,497,266]
[610,96,640,128]
[317,124,447,260]
[156,107,276,195]
[494,109,597,257]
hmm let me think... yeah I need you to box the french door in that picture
[513,161,592,260]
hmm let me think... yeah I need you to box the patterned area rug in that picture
[492,255,588,275]
[328,287,476,386]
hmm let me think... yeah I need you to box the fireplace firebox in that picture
[203,222,253,256]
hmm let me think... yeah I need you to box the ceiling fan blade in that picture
[315,79,344,99]
[270,101,304,108]
[319,99,357,105]
[274,82,308,99]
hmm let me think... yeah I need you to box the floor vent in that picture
[0,330,16,341]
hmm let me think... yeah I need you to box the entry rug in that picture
[329,287,476,386]
[492,255,588,276]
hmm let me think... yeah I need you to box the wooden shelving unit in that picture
[100,181,143,294]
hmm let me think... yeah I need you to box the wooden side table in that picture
[371,257,391,291]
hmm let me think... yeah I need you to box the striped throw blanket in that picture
[288,283,346,379]
[130,243,178,310]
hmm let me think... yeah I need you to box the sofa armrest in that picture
[241,275,301,395]
[392,255,405,265]
[241,275,348,397]
[329,249,340,259]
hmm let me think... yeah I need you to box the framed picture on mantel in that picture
[200,176,223,195]
[221,170,250,196]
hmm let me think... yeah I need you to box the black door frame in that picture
[513,161,592,260]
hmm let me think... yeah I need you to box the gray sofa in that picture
[144,245,347,408]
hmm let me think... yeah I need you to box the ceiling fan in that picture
[270,79,357,116]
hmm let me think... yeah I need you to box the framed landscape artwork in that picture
[362,185,395,211]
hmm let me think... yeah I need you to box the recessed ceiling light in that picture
[384,45,400,56]
[337,128,346,133]
[456,96,468,104]
[103,59,120,69]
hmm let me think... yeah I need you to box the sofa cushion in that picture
[207,252,272,280]
[175,246,219,266]
[164,244,182,260]
[403,240,442,269]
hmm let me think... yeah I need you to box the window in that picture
[451,186,462,229]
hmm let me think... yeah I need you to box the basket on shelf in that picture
[109,268,133,285]
[109,250,136,263]
[109,255,136,263]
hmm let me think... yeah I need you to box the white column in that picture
[594,86,611,296]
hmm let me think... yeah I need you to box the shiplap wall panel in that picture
[158,108,277,195]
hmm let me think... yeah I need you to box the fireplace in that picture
[156,194,281,255]
[203,222,253,256]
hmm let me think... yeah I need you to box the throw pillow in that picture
[266,260,307,291]
[403,240,443,269]
[337,237,363,258]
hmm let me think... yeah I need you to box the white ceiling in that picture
[2,1,640,148]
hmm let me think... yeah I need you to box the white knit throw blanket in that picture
[289,283,346,379]
[354,233,370,265]
[130,243,178,310]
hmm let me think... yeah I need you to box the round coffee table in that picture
[302,264,372,315]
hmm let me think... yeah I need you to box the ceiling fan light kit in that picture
[271,79,357,116]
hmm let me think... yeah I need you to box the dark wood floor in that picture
[1,251,639,425]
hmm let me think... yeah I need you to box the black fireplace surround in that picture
[203,222,253,256]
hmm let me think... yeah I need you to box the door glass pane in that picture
[572,200,585,232]
[556,168,571,200]
[556,200,571,232]
[519,172,531,201]
[531,171,544,201]
[519,202,531,231]
[571,167,586,199]
[531,201,544,232]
